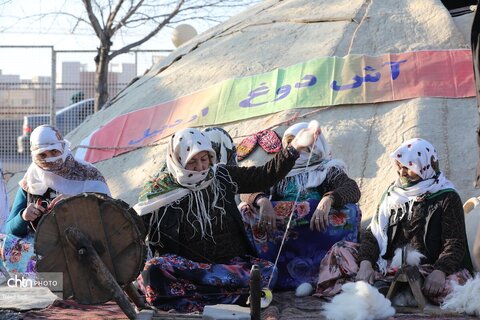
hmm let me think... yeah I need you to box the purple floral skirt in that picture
[241,200,361,290]
[136,254,276,313]
[315,241,472,305]
[0,233,36,274]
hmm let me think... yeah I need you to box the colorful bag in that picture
[237,130,282,161]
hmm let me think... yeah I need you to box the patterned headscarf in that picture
[135,128,229,242]
[166,128,217,189]
[202,127,237,165]
[369,138,456,272]
[19,125,110,196]
[275,122,346,194]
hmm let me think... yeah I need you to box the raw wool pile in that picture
[322,281,395,320]
[7,0,478,225]
[441,274,480,316]
[390,247,425,269]
[295,282,314,297]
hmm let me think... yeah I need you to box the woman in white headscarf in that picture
[243,122,359,230]
[133,126,316,313]
[316,138,472,305]
[239,122,360,290]
[3,125,110,273]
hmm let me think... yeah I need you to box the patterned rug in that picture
[260,291,476,320]
[18,292,478,320]
[22,300,128,320]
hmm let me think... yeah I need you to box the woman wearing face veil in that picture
[315,138,472,305]
[2,125,110,273]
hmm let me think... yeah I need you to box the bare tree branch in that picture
[3,0,259,110]
[106,0,125,32]
[111,0,145,35]
[109,0,185,60]
[82,0,105,42]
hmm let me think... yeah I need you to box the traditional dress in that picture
[1,125,110,274]
[315,138,473,304]
[134,128,299,313]
[240,122,361,289]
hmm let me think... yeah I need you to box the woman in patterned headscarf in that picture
[133,126,317,313]
[3,125,110,273]
[316,138,472,305]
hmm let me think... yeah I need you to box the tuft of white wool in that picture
[295,282,313,297]
[322,281,395,320]
[391,289,417,307]
[391,247,425,269]
[442,274,480,316]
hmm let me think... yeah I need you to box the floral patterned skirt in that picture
[136,254,276,313]
[0,233,36,274]
[314,241,472,305]
[241,200,361,290]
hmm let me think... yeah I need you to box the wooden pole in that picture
[250,265,261,320]
[64,226,137,320]
[124,282,150,310]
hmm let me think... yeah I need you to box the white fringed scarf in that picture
[136,128,233,245]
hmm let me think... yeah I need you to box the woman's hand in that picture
[256,197,277,232]
[423,269,446,297]
[310,196,333,232]
[290,126,321,151]
[48,194,65,209]
[355,260,375,284]
[21,202,46,222]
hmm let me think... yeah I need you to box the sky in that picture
[0,0,257,79]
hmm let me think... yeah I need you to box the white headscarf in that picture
[135,128,230,242]
[276,122,346,193]
[369,138,456,272]
[19,125,110,196]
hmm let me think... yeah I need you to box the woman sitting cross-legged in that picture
[239,122,361,290]
[2,125,110,274]
[315,138,473,305]
[133,126,318,313]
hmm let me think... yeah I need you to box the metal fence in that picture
[0,46,171,180]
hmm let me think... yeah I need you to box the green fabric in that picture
[280,178,322,202]
[138,170,181,202]
[423,188,456,200]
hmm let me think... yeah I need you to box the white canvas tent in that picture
[7,0,479,223]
